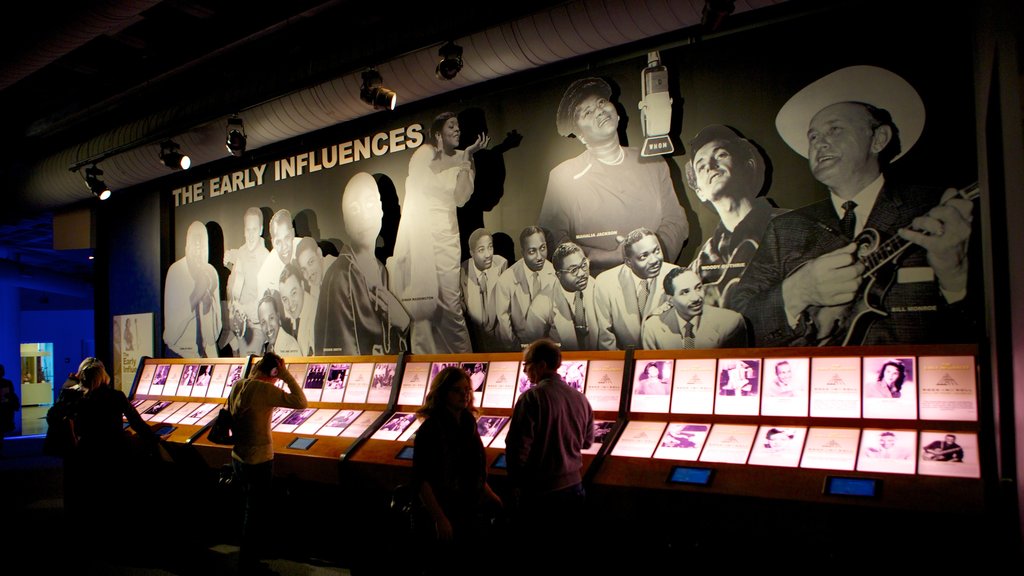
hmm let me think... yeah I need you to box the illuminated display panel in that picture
[652,423,710,461]
[135,363,157,396]
[295,408,338,435]
[342,363,373,403]
[747,425,808,468]
[302,363,328,402]
[159,364,185,396]
[177,402,220,426]
[670,358,716,415]
[611,421,666,458]
[810,357,861,418]
[176,364,199,397]
[631,359,672,414]
[149,401,189,423]
[315,409,363,437]
[760,358,810,417]
[320,363,352,403]
[477,415,509,447]
[558,360,588,393]
[222,364,245,398]
[141,400,174,421]
[373,412,418,440]
[800,427,860,471]
[856,429,917,475]
[862,356,917,420]
[274,408,318,433]
[481,361,518,409]
[340,410,382,438]
[206,364,231,398]
[190,364,215,397]
[698,424,757,464]
[714,359,761,416]
[397,363,431,406]
[163,401,202,424]
[461,361,489,407]
[917,356,978,421]
[583,420,616,455]
[917,431,980,478]
[148,364,171,396]
[367,363,396,404]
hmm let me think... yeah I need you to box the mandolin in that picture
[810,182,980,346]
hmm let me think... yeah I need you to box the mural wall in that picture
[161,3,981,359]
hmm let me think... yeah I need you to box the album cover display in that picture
[610,420,666,458]
[809,357,861,418]
[481,361,518,409]
[585,359,625,412]
[652,423,711,461]
[670,358,717,415]
[856,429,917,475]
[917,431,980,478]
[698,424,758,464]
[714,359,761,416]
[633,360,673,414]
[175,364,199,397]
[760,358,810,417]
[222,364,245,398]
[862,357,917,420]
[917,356,978,421]
[747,426,808,468]
[190,364,215,397]
[462,361,489,406]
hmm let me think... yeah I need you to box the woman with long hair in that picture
[413,366,501,574]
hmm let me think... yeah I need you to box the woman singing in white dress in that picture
[389,112,489,353]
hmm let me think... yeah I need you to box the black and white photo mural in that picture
[163,3,979,358]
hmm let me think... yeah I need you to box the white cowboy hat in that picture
[775,65,925,161]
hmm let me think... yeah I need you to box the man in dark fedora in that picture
[539,76,688,278]
[683,124,784,309]
[730,65,976,347]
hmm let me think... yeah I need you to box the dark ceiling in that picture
[0,0,575,282]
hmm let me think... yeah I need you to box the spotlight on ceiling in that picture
[160,140,191,170]
[435,41,464,81]
[83,164,111,200]
[225,116,247,157]
[360,68,397,111]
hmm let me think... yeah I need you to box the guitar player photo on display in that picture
[729,65,979,349]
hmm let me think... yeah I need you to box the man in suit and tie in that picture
[729,65,976,347]
[546,242,599,350]
[460,228,508,351]
[593,227,678,350]
[643,267,747,350]
[495,226,557,350]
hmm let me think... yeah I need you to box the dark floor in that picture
[0,435,351,576]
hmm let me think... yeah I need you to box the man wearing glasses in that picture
[546,242,599,350]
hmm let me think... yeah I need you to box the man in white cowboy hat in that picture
[730,65,976,347]
[539,77,689,278]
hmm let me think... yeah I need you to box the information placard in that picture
[295,408,338,435]
[699,424,757,464]
[917,356,978,421]
[800,427,860,471]
[714,359,761,416]
[135,363,157,396]
[315,409,363,437]
[320,363,352,403]
[610,421,666,458]
[810,357,861,418]
[302,364,328,402]
[482,361,519,409]
[585,359,624,412]
[206,364,231,399]
[367,364,396,404]
[397,363,431,406]
[343,363,374,404]
[670,358,717,415]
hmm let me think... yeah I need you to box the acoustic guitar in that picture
[809,182,980,346]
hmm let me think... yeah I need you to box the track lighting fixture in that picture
[83,164,111,200]
[160,140,191,170]
[435,41,464,80]
[360,68,397,111]
[225,116,247,157]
